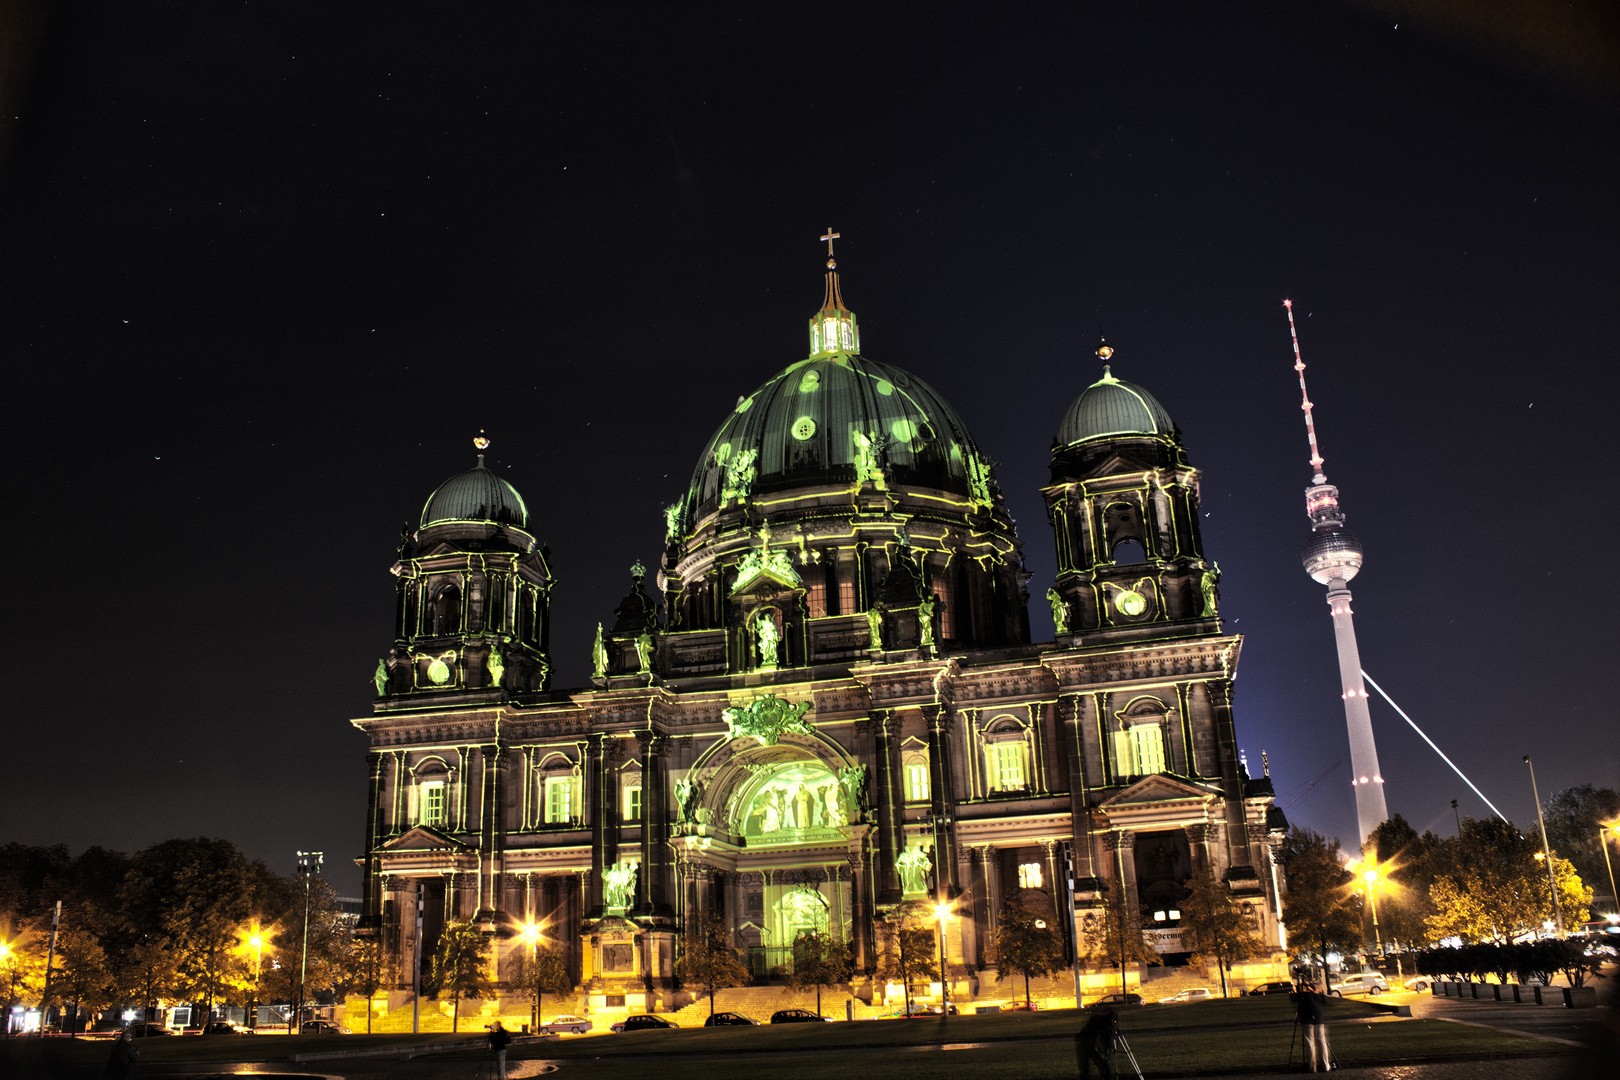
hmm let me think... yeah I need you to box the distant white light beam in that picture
[1361,670,1509,822]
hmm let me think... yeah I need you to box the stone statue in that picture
[822,782,842,825]
[1200,563,1222,618]
[838,764,869,813]
[756,616,781,669]
[373,659,389,697]
[917,596,936,649]
[591,622,608,678]
[675,777,701,824]
[485,650,505,688]
[1047,587,1070,634]
[634,632,653,674]
[895,844,932,896]
[603,860,637,912]
[865,608,883,651]
[663,497,684,542]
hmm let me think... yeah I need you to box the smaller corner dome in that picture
[1056,366,1176,447]
[421,457,530,529]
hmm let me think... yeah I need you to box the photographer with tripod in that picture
[485,1020,512,1079]
[1289,980,1331,1072]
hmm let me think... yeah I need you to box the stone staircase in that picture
[670,985,860,1025]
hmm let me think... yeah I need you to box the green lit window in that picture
[625,785,643,822]
[1018,862,1043,889]
[419,781,446,827]
[1112,725,1166,779]
[988,741,1026,792]
[545,778,574,824]
[904,762,930,803]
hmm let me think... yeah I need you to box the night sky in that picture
[3,3,1615,894]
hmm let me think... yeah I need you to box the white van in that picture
[1331,972,1389,996]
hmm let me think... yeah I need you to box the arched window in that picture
[432,586,461,635]
[1112,540,1146,565]
[902,747,930,803]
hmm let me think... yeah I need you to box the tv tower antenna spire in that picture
[1285,300,1388,850]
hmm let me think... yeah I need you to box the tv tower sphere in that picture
[1302,526,1363,585]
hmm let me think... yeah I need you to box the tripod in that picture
[1113,1029,1144,1080]
[1287,1020,1337,1072]
[1076,1019,1144,1080]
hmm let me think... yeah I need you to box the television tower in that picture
[1285,300,1388,849]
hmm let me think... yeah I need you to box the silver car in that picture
[1331,972,1389,996]
[540,1014,592,1035]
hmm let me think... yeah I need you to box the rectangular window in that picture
[807,578,827,619]
[837,562,857,617]
[625,785,643,822]
[1018,862,1043,889]
[988,741,1026,792]
[904,762,930,803]
[1130,725,1166,776]
[419,781,446,826]
[932,560,956,640]
[1111,730,1133,781]
[545,778,574,824]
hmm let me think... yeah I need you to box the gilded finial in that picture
[820,227,840,270]
[473,429,491,451]
[1096,337,1114,363]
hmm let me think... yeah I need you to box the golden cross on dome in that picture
[819,228,840,256]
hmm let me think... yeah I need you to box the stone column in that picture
[848,845,872,973]
[922,704,959,900]
[479,745,506,919]
[586,735,606,914]
[983,846,1003,963]
[1056,695,1098,883]
[636,732,672,913]
[1104,830,1137,912]
[362,753,386,931]
[964,845,990,967]
[867,709,905,902]
[1206,679,1252,872]
[1184,823,1213,878]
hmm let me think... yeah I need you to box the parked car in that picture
[125,1023,172,1038]
[1330,973,1389,997]
[1402,977,1432,993]
[617,1015,675,1031]
[704,1012,759,1027]
[1000,1002,1041,1012]
[900,1004,958,1017]
[202,1021,253,1035]
[300,1020,351,1034]
[1248,982,1294,996]
[1160,988,1213,1004]
[770,1009,830,1024]
[540,1014,592,1034]
[1091,993,1144,1006]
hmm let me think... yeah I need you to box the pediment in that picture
[730,547,803,596]
[380,825,477,854]
[1098,774,1219,808]
[1084,453,1153,479]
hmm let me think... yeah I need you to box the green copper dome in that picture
[1056,366,1175,446]
[421,457,530,529]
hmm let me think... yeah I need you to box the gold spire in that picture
[808,230,858,357]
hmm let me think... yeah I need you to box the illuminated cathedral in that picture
[353,244,1286,1015]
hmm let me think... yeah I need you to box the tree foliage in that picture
[786,930,852,1016]
[1424,818,1591,943]
[676,913,749,1016]
[1177,873,1265,998]
[45,927,116,1033]
[873,902,938,1013]
[510,945,572,1027]
[993,901,1065,1009]
[1278,828,1363,989]
[1080,884,1161,999]
[429,919,495,1033]
[1541,785,1620,903]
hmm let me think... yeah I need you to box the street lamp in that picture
[248,935,263,1031]
[932,903,952,1019]
[1522,757,1564,935]
[1600,821,1620,922]
[521,923,542,1032]
[0,941,16,1038]
[295,851,324,1031]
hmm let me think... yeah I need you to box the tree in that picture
[510,946,572,1029]
[429,920,495,1033]
[1080,886,1162,999]
[117,936,180,1024]
[1424,818,1592,943]
[45,927,114,1035]
[873,902,938,1015]
[675,914,749,1017]
[1177,873,1264,998]
[1278,828,1363,992]
[993,902,1065,1009]
[1,933,46,1036]
[786,931,853,1016]
[1542,785,1620,902]
[336,936,387,1034]
[1364,815,1446,950]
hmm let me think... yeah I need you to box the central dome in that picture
[684,354,989,518]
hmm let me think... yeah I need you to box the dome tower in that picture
[1041,340,1220,641]
[377,433,555,700]
[598,239,1030,681]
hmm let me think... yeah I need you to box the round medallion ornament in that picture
[798,370,821,393]
[875,379,894,397]
[791,416,817,440]
[1116,590,1148,617]
[427,657,452,684]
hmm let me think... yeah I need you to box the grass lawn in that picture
[0,1030,483,1070]
[498,1020,1562,1080]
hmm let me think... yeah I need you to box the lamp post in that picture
[932,904,951,1019]
[1521,757,1563,935]
[0,942,16,1038]
[295,851,324,1031]
[1600,822,1620,922]
[522,923,541,1032]
[248,935,263,1031]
